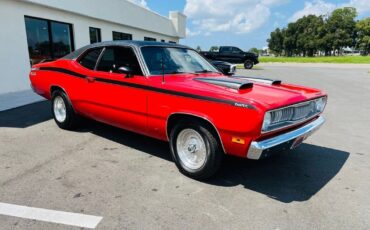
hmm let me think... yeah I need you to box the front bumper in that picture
[247,116,325,160]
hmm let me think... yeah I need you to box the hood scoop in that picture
[232,76,282,85]
[194,77,253,90]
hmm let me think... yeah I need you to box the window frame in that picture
[77,47,104,71]
[94,46,144,76]
[89,27,102,44]
[24,15,75,61]
[232,47,243,53]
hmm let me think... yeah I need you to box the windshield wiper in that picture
[166,71,196,75]
[195,70,218,73]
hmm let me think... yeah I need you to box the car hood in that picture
[162,74,325,111]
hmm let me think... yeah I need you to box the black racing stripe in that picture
[39,67,255,109]
[40,67,86,79]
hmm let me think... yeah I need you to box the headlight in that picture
[315,97,327,112]
[262,112,271,131]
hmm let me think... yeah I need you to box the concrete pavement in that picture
[0,64,369,229]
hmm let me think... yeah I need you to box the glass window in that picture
[232,47,242,53]
[25,17,51,65]
[24,16,74,65]
[221,47,233,52]
[141,47,219,76]
[51,21,73,58]
[169,41,177,44]
[97,47,142,75]
[161,39,165,42]
[78,48,103,70]
[89,27,101,44]
[144,37,156,41]
[112,31,132,41]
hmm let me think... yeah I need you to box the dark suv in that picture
[200,46,259,69]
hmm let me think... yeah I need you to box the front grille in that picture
[292,101,316,120]
[271,107,294,124]
[271,101,317,124]
[230,66,236,73]
[267,99,321,133]
[263,97,326,133]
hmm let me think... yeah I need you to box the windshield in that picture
[141,47,219,75]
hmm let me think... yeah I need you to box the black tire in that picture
[169,120,224,180]
[51,90,79,130]
[244,60,254,69]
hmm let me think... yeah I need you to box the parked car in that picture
[211,60,236,75]
[201,46,259,69]
[29,41,327,179]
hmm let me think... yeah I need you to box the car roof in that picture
[63,40,192,60]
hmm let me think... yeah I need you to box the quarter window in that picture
[78,48,103,70]
[89,27,101,44]
[96,47,142,75]
[112,31,132,41]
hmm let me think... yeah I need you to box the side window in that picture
[232,47,242,53]
[78,48,103,70]
[220,47,232,53]
[96,47,143,75]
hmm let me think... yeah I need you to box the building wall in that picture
[0,0,185,96]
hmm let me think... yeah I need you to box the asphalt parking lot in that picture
[0,63,369,230]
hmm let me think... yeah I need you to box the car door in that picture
[219,47,238,63]
[231,47,245,63]
[82,46,148,135]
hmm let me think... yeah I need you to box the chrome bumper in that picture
[247,116,325,160]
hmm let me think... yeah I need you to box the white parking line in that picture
[0,202,103,229]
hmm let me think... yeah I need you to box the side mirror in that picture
[118,66,133,78]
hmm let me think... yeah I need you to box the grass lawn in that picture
[259,56,370,64]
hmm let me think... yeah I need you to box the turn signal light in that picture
[232,137,245,144]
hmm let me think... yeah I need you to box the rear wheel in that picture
[51,90,79,130]
[244,60,254,69]
[169,120,223,180]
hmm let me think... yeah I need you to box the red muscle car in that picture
[29,41,327,179]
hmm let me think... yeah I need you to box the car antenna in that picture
[161,51,165,84]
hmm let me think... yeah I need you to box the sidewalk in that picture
[0,90,44,111]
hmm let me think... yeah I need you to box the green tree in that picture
[326,7,357,55]
[267,7,359,56]
[356,18,370,54]
[295,15,324,56]
[267,28,284,56]
[196,46,202,52]
[283,24,298,56]
[249,47,259,54]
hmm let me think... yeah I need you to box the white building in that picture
[0,0,186,110]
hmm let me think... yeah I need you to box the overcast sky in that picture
[129,0,370,51]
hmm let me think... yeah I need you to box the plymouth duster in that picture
[29,41,327,179]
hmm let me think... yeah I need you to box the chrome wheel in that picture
[53,96,66,123]
[176,128,207,170]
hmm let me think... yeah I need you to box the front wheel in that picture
[244,60,254,69]
[51,90,79,130]
[169,121,224,180]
